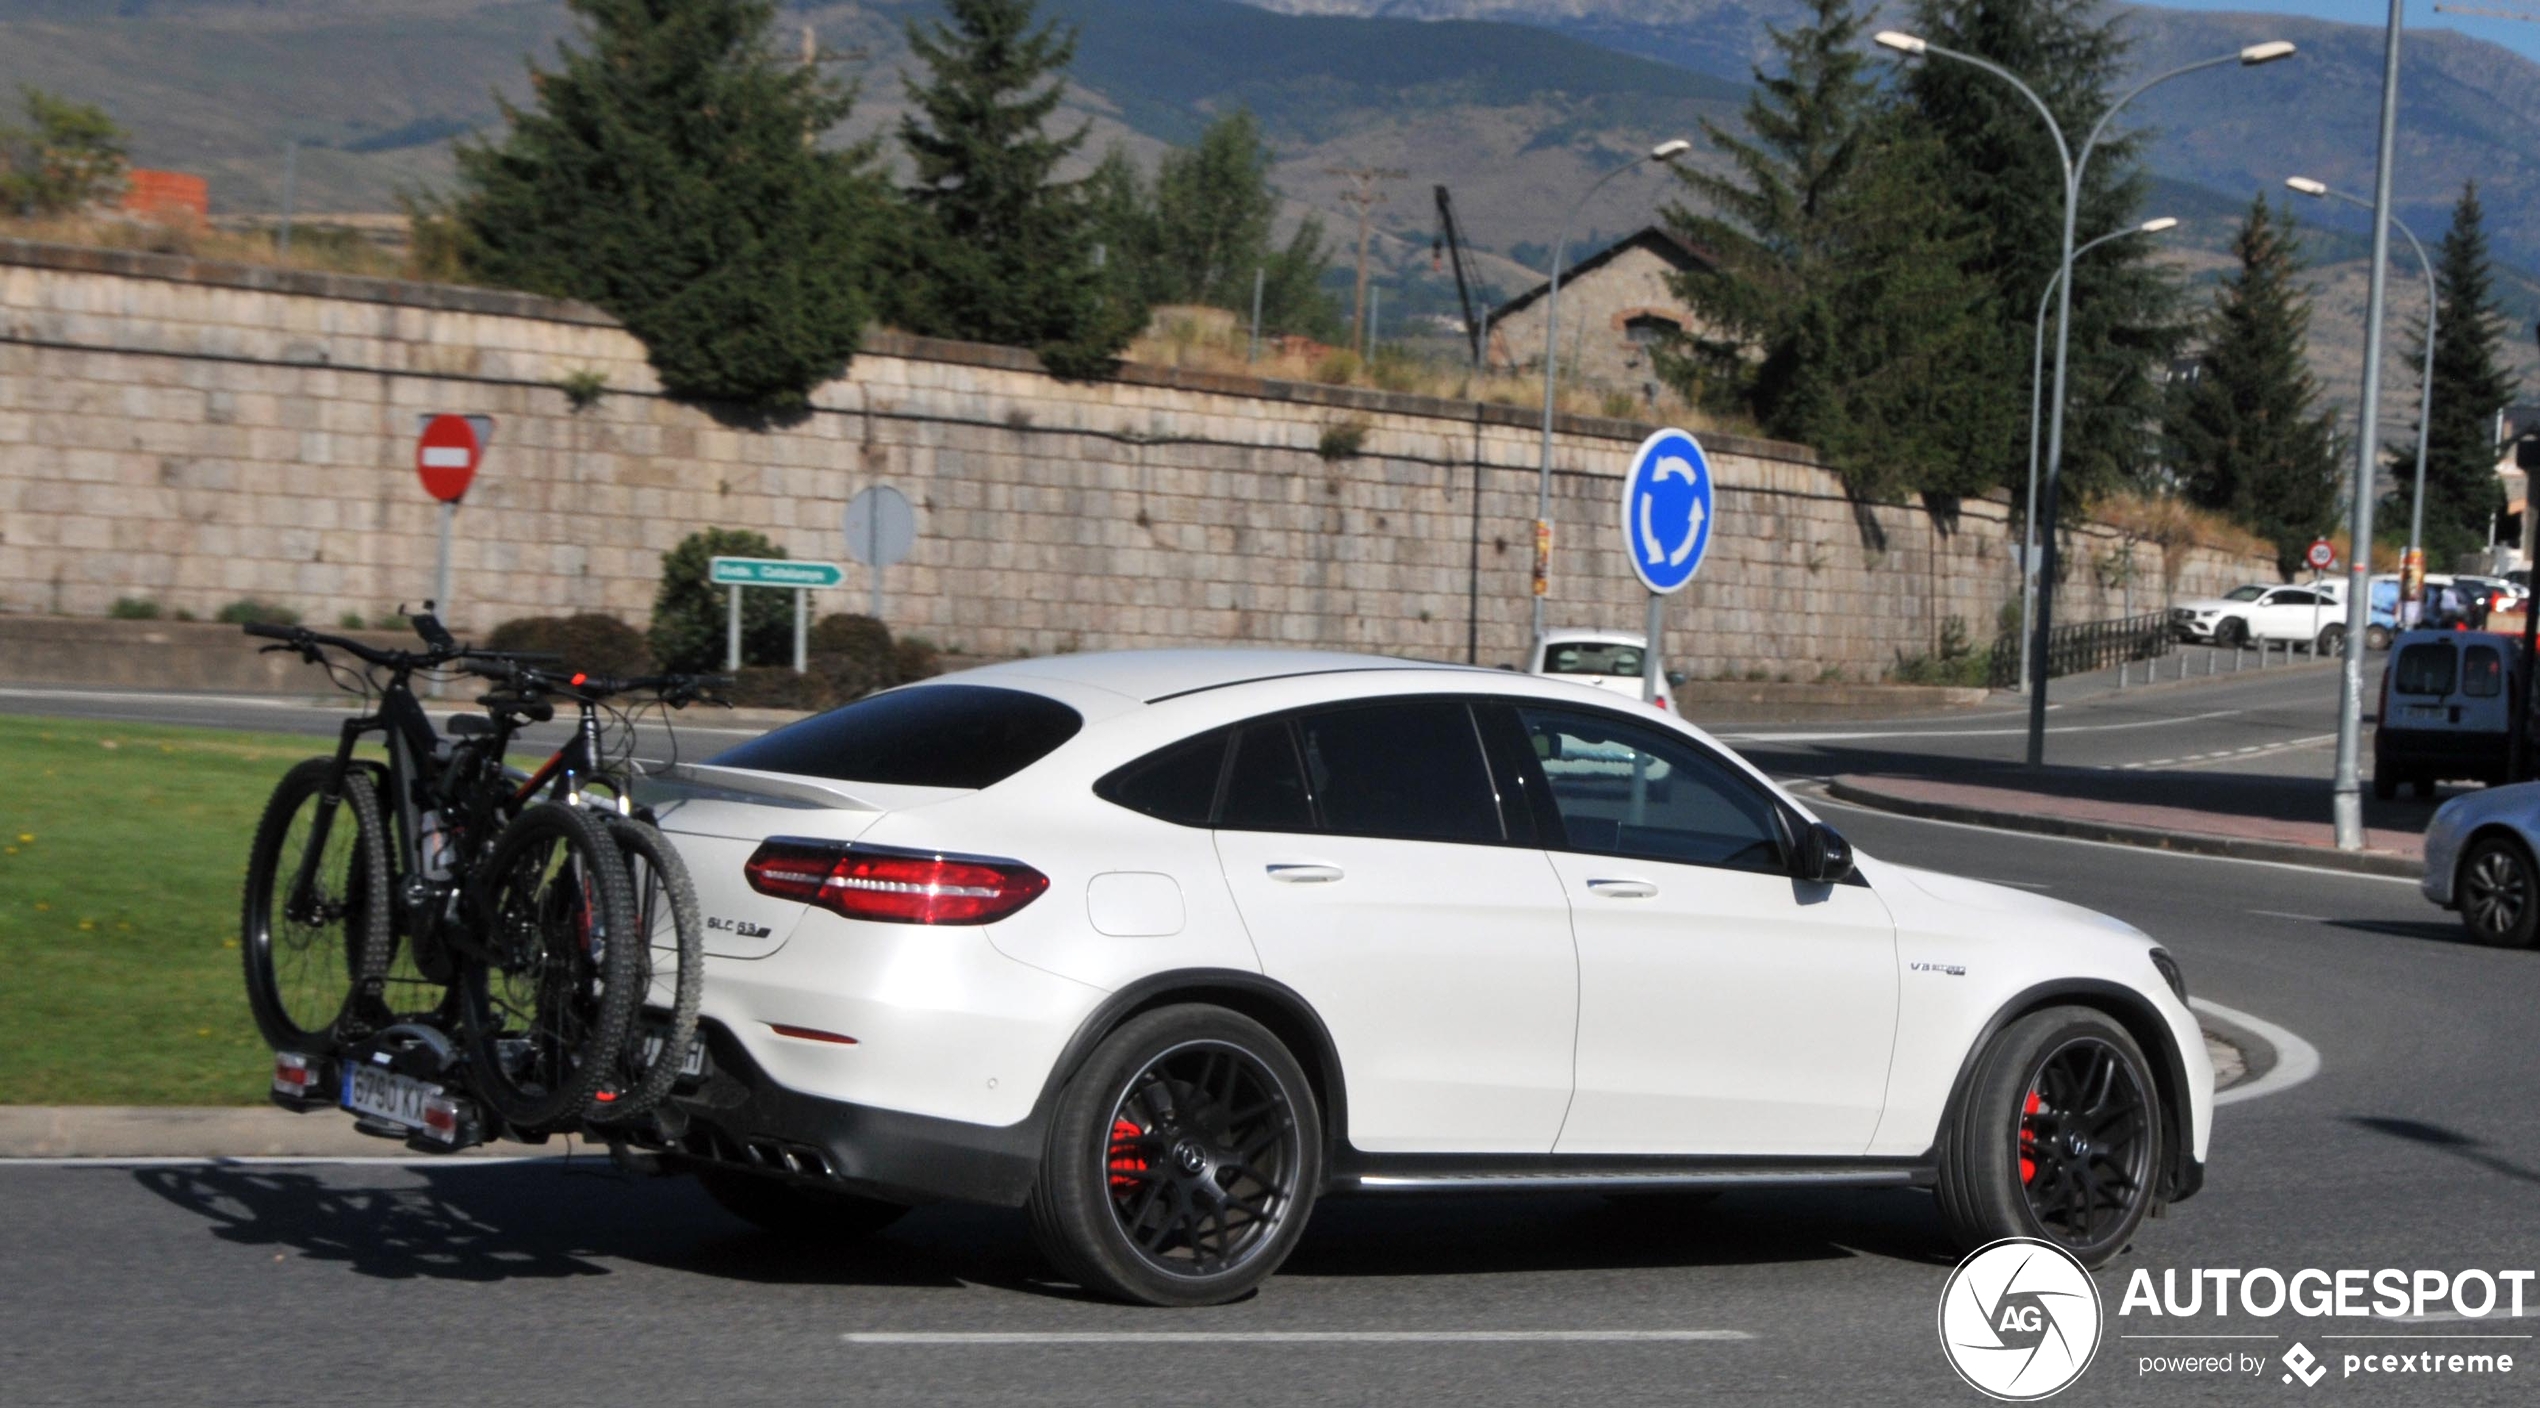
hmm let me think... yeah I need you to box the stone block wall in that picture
[0,239,2278,681]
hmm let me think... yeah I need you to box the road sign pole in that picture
[1643,591,1664,705]
[794,589,808,675]
[433,500,455,628]
[727,584,742,673]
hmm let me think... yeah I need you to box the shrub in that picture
[648,528,794,673]
[1311,349,1360,386]
[1316,419,1369,461]
[1367,344,1422,394]
[214,599,299,626]
[718,616,947,710]
[338,612,366,630]
[486,613,652,676]
[108,597,160,620]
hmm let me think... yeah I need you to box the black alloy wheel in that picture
[1029,1006,1320,1306]
[2317,624,2347,658]
[2214,618,2247,649]
[2459,835,2540,948]
[2014,1036,2156,1250]
[1936,1006,2164,1269]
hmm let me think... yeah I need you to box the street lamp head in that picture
[2138,217,2179,234]
[2284,176,2329,198]
[1874,30,1928,55]
[2239,40,2296,65]
[1650,139,1693,163]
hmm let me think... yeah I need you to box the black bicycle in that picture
[238,612,712,1138]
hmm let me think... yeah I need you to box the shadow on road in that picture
[2347,1116,2540,1188]
[128,1160,989,1291]
[2325,917,2480,947]
[1286,1188,1953,1278]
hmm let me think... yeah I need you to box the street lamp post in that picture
[1531,138,1693,651]
[2287,176,2436,622]
[2020,216,2179,693]
[1876,32,2294,763]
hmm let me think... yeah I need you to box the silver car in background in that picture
[2422,781,2540,947]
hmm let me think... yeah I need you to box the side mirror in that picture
[1795,821,1854,885]
[1666,669,1688,688]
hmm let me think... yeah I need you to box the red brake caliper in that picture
[2018,1088,2042,1184]
[1108,1118,1148,1193]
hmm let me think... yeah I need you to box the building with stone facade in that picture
[1484,227,1715,397]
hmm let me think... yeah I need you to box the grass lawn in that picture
[0,714,339,1104]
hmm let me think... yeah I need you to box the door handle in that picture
[1585,878,1659,899]
[1266,864,1345,885]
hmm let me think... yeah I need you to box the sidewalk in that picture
[1829,772,2425,877]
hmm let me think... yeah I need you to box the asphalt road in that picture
[6,784,2535,1405]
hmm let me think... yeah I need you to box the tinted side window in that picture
[1219,722,1315,833]
[711,684,1082,789]
[1516,705,1785,874]
[1296,701,1504,844]
[2465,645,2503,699]
[1095,728,1229,826]
[2270,590,2317,607]
[2395,643,2456,696]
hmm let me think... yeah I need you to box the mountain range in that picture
[1,0,2533,413]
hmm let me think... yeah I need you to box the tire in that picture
[2367,624,2393,652]
[589,817,704,1125]
[2457,835,2540,948]
[241,758,391,1056]
[2214,618,2246,649]
[2317,625,2346,658]
[1028,1005,1322,1306]
[693,1167,905,1242]
[1936,1006,2164,1270]
[458,802,643,1133]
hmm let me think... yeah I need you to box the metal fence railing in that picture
[1983,611,2171,689]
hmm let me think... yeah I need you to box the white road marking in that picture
[843,1330,1754,1346]
[2192,999,2324,1106]
[2248,910,2327,923]
[1721,709,2244,744]
[2115,734,2338,771]
[1801,792,2424,885]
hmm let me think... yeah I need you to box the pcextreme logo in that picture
[1939,1238,2104,1401]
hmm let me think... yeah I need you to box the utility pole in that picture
[1328,166,1405,353]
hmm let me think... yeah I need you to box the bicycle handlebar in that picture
[242,619,562,674]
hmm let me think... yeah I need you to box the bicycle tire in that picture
[241,759,392,1056]
[589,816,704,1124]
[458,801,642,1133]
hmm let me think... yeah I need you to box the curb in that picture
[1824,777,2425,879]
[0,1104,521,1159]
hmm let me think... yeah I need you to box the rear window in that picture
[1542,642,1644,678]
[2466,646,2503,698]
[710,684,1082,790]
[2394,643,2456,697]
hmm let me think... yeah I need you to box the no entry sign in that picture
[415,414,488,503]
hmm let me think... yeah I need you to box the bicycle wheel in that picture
[459,802,641,1133]
[241,759,391,1056]
[589,816,704,1124]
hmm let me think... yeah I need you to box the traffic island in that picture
[1827,773,2426,878]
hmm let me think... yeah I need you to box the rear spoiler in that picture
[632,762,892,813]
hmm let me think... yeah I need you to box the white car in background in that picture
[1527,629,1683,713]
[2169,581,2347,651]
[629,650,2212,1306]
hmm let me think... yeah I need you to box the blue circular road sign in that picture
[1619,427,1714,595]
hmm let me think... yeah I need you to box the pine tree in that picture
[0,87,128,216]
[450,0,887,414]
[1898,0,2182,504]
[1086,112,1340,340]
[2403,181,2517,567]
[2165,197,2342,573]
[1658,0,2006,500]
[893,0,1137,376]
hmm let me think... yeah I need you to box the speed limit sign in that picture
[2306,538,2337,571]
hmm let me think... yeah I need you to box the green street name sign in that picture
[709,556,845,588]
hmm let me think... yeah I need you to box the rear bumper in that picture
[650,1019,1044,1207]
[2375,728,2508,783]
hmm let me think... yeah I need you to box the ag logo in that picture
[1938,1237,2102,1400]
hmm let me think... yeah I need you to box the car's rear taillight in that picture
[745,838,1049,925]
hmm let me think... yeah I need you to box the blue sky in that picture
[2153,0,2540,63]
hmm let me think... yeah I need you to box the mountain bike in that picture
[239,613,649,1138]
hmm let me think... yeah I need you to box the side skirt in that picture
[1325,1152,1935,1196]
